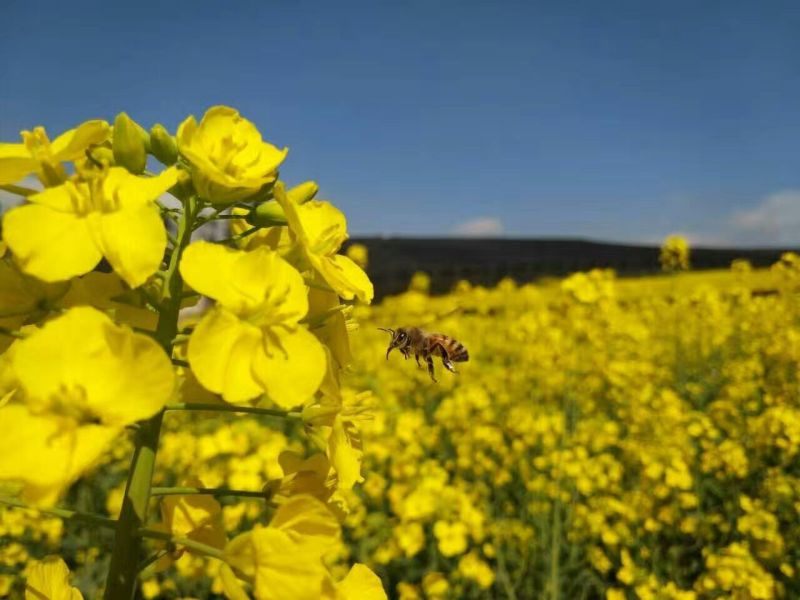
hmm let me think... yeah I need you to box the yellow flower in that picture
[458,552,495,589]
[0,307,174,504]
[433,520,468,556]
[223,495,340,600]
[0,120,110,186]
[180,241,326,407]
[421,572,449,599]
[265,451,337,506]
[24,556,83,600]
[2,166,179,287]
[302,359,369,491]
[151,478,227,570]
[275,182,373,303]
[177,106,287,204]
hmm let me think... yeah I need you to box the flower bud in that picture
[149,123,178,165]
[246,200,287,227]
[288,181,319,204]
[112,113,148,174]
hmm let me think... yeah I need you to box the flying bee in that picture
[379,326,469,382]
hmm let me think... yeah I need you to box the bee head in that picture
[379,327,408,360]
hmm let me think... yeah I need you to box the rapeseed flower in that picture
[180,241,325,406]
[2,166,178,286]
[177,106,287,204]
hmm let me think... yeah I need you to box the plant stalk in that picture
[103,195,198,600]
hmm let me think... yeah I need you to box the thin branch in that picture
[0,183,38,197]
[0,496,117,529]
[151,487,267,499]
[171,358,190,368]
[164,402,300,419]
[138,528,225,560]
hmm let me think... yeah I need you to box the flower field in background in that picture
[4,246,800,598]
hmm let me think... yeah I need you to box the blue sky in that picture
[2,0,800,246]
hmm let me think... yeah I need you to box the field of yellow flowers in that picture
[5,257,800,599]
[1,105,799,600]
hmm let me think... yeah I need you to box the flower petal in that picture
[50,120,111,161]
[0,143,37,185]
[100,166,179,210]
[0,404,117,506]
[25,557,84,600]
[181,242,308,320]
[336,564,387,600]
[311,254,374,304]
[93,205,166,287]
[252,326,326,408]
[187,307,264,404]
[328,415,364,491]
[269,495,340,551]
[12,306,174,425]
[3,204,102,282]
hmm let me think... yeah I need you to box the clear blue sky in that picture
[2,0,800,246]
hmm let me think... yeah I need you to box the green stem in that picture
[103,195,199,600]
[150,487,267,499]
[0,183,37,197]
[164,402,300,419]
[0,496,116,529]
[139,528,225,560]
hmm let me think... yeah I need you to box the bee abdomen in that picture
[450,342,469,362]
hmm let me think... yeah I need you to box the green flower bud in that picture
[246,200,288,227]
[112,113,148,174]
[149,123,178,165]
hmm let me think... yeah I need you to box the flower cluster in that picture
[0,107,384,599]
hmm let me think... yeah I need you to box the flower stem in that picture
[0,183,37,197]
[164,402,300,419]
[0,496,116,529]
[139,528,225,560]
[103,195,199,600]
[150,486,267,499]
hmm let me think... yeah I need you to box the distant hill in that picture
[344,237,797,300]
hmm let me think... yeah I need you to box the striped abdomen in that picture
[429,334,469,362]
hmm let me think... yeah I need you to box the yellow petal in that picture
[225,526,330,600]
[25,556,84,600]
[0,404,117,506]
[269,495,341,551]
[0,143,37,185]
[187,307,263,403]
[159,482,226,551]
[252,326,326,408]
[100,166,179,210]
[180,242,308,320]
[3,204,102,282]
[336,564,387,600]
[93,205,166,287]
[328,416,364,491]
[12,306,174,425]
[26,181,88,212]
[311,254,374,304]
[275,185,346,256]
[50,120,111,161]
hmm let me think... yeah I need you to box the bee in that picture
[379,326,469,382]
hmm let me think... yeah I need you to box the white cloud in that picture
[729,190,800,245]
[451,216,504,237]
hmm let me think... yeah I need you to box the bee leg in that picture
[442,357,457,373]
[402,347,409,360]
[415,353,422,369]
[426,355,437,382]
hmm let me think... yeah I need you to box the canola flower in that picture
[0,107,385,599]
